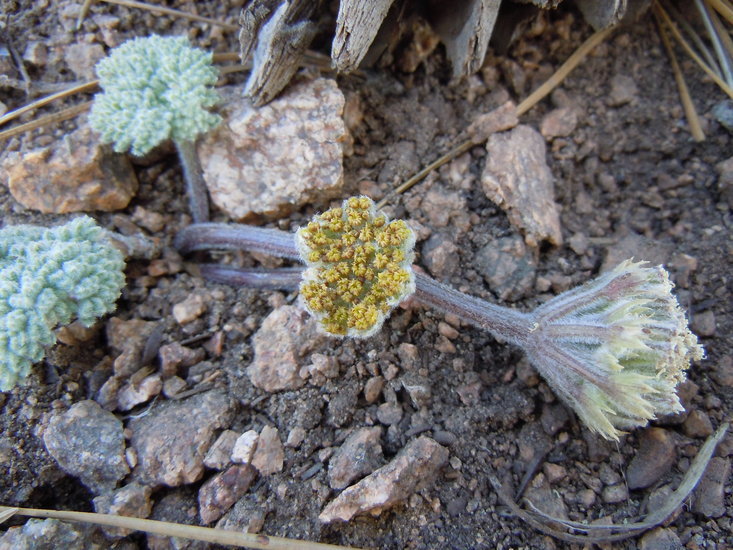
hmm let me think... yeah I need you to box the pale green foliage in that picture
[0,217,126,391]
[90,35,221,156]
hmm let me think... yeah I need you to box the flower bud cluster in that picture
[525,260,704,440]
[296,197,416,337]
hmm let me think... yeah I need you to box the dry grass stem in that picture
[76,0,95,29]
[516,26,614,116]
[665,1,722,77]
[218,64,249,76]
[706,1,733,84]
[0,81,98,128]
[654,3,733,99]
[708,0,733,25]
[489,422,729,543]
[375,140,474,209]
[101,0,238,31]
[0,102,91,143]
[0,507,359,550]
[656,13,706,141]
[696,0,733,86]
[212,52,241,63]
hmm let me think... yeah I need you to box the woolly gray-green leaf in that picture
[89,35,221,156]
[0,217,125,391]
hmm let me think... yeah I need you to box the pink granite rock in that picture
[1,118,137,213]
[199,79,346,220]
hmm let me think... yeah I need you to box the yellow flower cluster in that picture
[296,196,416,337]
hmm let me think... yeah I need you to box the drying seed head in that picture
[296,196,416,338]
[525,260,704,441]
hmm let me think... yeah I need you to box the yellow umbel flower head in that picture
[296,196,416,338]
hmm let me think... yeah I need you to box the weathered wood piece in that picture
[239,0,318,106]
[238,0,280,63]
[429,0,501,78]
[574,0,652,30]
[332,0,396,72]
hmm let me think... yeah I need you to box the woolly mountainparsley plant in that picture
[0,217,125,391]
[174,197,704,441]
[90,35,220,223]
[90,35,220,156]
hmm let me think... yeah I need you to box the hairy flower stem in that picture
[199,264,534,345]
[199,264,303,290]
[414,273,533,347]
[175,223,300,259]
[175,140,210,224]
[177,222,535,346]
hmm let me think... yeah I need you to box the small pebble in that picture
[364,376,385,404]
[626,428,676,490]
[692,457,729,518]
[231,430,259,465]
[602,483,628,504]
[432,430,457,446]
[286,427,306,448]
[683,409,714,438]
[542,463,566,484]
[376,402,403,426]
[540,106,578,139]
[319,437,448,523]
[524,473,568,520]
[117,375,162,411]
[43,400,129,495]
[328,427,383,490]
[172,294,207,325]
[576,488,596,508]
[162,376,187,398]
[540,403,569,436]
[640,528,683,550]
[158,342,205,377]
[64,42,105,80]
[203,430,239,470]
[247,305,325,391]
[251,426,284,476]
[711,355,733,387]
[128,390,235,487]
[198,464,257,524]
[608,74,638,106]
[92,483,152,538]
[691,310,716,337]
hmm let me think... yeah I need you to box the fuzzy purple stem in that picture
[175,223,300,260]
[175,140,210,224]
[199,264,302,290]
[414,273,534,347]
[186,242,534,346]
[175,223,534,344]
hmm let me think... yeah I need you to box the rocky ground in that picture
[0,1,731,549]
